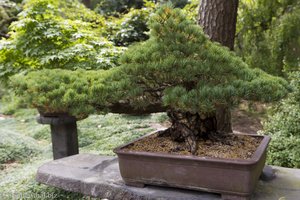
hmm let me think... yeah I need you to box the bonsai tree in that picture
[12,5,289,154]
[102,4,289,154]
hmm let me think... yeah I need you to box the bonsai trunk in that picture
[162,110,218,154]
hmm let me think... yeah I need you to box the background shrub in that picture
[236,0,300,76]
[0,0,22,40]
[105,6,154,46]
[262,72,300,168]
[0,0,124,81]
[0,129,40,166]
[94,0,144,16]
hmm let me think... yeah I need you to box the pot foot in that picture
[221,194,250,200]
[125,181,145,188]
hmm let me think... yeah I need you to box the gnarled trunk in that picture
[162,110,217,154]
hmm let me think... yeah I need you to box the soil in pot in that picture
[123,133,262,159]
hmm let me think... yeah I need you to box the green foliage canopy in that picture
[112,5,289,114]
[0,0,125,81]
[12,5,289,119]
[12,69,111,119]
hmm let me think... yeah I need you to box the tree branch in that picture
[94,102,167,115]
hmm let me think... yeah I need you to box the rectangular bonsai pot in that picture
[113,133,270,200]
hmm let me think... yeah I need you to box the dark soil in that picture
[124,133,262,160]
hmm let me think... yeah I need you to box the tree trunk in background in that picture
[198,0,239,50]
[198,0,239,133]
[82,0,91,9]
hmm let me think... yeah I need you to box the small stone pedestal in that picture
[37,114,79,160]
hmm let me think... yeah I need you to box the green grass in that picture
[78,114,162,155]
[0,104,167,199]
[0,159,85,199]
[0,130,42,166]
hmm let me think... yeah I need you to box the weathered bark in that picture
[198,0,239,50]
[198,0,239,133]
[161,110,217,154]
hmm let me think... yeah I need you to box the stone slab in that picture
[36,154,300,200]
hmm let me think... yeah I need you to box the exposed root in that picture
[164,110,220,155]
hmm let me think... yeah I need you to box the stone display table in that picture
[36,154,300,200]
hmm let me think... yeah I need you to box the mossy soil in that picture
[124,133,262,159]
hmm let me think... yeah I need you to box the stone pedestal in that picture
[36,154,300,200]
[37,115,79,160]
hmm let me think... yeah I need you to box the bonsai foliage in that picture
[13,5,289,153]
[12,69,113,119]
[0,0,124,81]
[113,5,288,112]
[108,4,289,153]
[11,66,132,119]
[262,72,300,168]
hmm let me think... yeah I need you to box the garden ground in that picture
[0,103,265,199]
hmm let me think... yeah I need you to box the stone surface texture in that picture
[36,154,300,200]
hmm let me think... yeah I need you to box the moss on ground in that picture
[0,104,167,199]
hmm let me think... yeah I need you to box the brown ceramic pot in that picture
[114,133,270,200]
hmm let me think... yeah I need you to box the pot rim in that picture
[113,131,270,165]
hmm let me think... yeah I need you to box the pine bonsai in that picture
[12,5,289,154]
[12,69,110,119]
[105,4,289,153]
